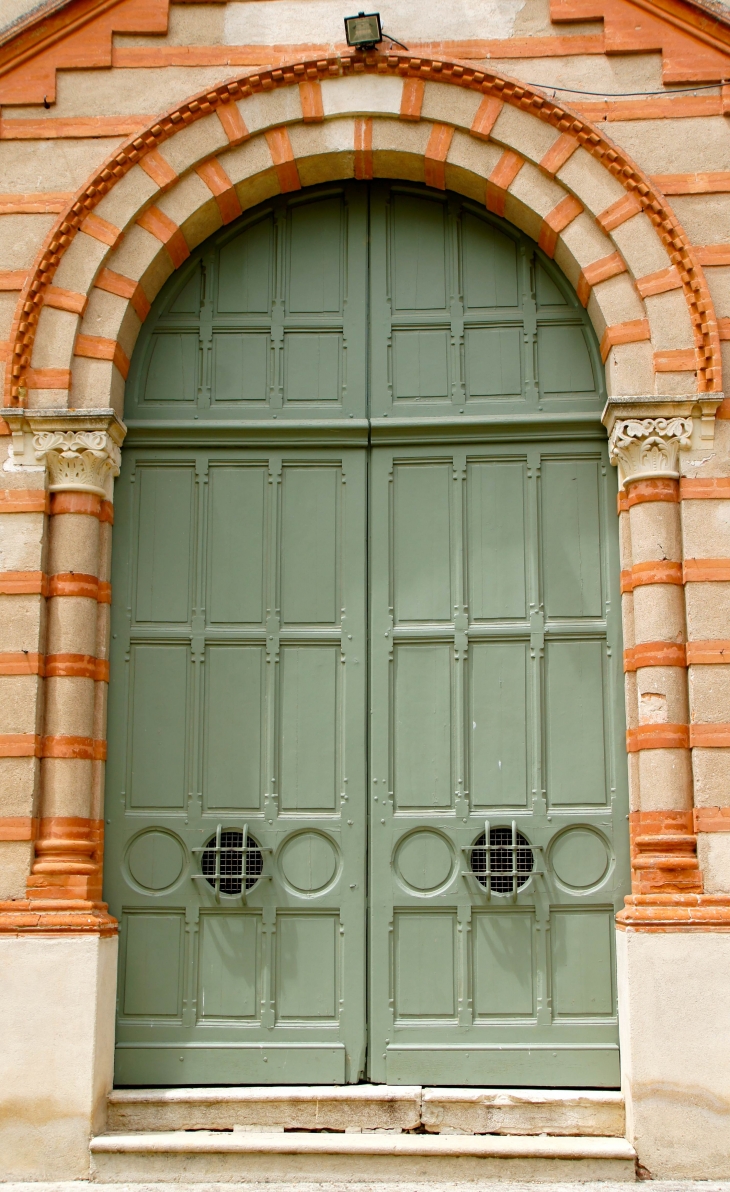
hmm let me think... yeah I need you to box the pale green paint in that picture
[108,183,626,1089]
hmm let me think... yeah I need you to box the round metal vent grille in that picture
[471,826,534,894]
[201,829,263,895]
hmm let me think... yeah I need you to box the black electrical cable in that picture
[523,80,728,97]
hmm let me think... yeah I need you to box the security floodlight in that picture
[344,11,382,48]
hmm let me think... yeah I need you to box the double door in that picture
[106,434,628,1088]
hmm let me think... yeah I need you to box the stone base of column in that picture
[0,932,117,1179]
[617,926,730,1179]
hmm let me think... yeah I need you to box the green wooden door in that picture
[107,182,628,1088]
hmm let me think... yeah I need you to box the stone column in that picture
[605,396,730,1180]
[0,411,122,1179]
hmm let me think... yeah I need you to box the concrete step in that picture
[107,1085,625,1136]
[90,1129,637,1183]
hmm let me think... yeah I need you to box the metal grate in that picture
[471,824,534,894]
[200,827,263,896]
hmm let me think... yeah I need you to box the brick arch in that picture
[4,51,722,411]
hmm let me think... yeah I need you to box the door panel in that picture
[106,446,367,1084]
[368,441,628,1086]
[112,180,627,1089]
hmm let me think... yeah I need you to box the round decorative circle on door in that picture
[278,831,339,894]
[395,830,454,893]
[550,827,610,891]
[126,830,186,892]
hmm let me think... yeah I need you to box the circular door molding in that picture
[549,826,611,892]
[278,831,340,895]
[394,829,455,894]
[126,829,186,892]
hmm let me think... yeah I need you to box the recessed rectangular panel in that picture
[470,642,528,808]
[393,464,451,622]
[198,913,259,1019]
[462,213,519,309]
[541,458,602,618]
[467,460,527,619]
[213,333,269,402]
[280,466,338,624]
[394,645,452,810]
[279,647,337,811]
[284,333,341,402]
[551,909,614,1017]
[392,194,447,310]
[130,645,188,809]
[392,330,449,400]
[135,466,194,623]
[394,912,456,1019]
[122,911,184,1017]
[208,466,266,624]
[204,646,263,811]
[288,196,343,313]
[465,327,522,398]
[545,641,607,806]
[143,334,198,404]
[217,216,272,313]
[472,911,535,1017]
[276,914,338,1019]
[538,325,596,394]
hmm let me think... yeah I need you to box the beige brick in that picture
[158,171,218,232]
[81,288,141,360]
[52,231,109,297]
[107,223,167,286]
[220,135,278,188]
[507,160,565,220]
[557,148,626,218]
[158,112,230,176]
[605,339,655,396]
[622,590,636,651]
[0,840,33,900]
[47,597,97,658]
[0,214,56,271]
[619,510,633,569]
[490,103,559,165]
[0,675,43,735]
[0,138,121,193]
[421,81,483,130]
[632,584,685,644]
[0,595,44,654]
[682,499,730,559]
[26,388,71,410]
[697,833,730,894]
[321,74,403,118]
[587,273,645,341]
[628,750,641,811]
[692,747,730,807]
[646,289,694,350]
[625,667,638,727]
[629,500,682,564]
[637,666,689,724]
[235,170,280,218]
[95,164,159,234]
[638,747,693,810]
[0,513,45,573]
[554,211,615,288]
[445,130,502,194]
[30,306,79,371]
[686,582,730,640]
[47,514,100,577]
[654,370,697,397]
[608,116,730,174]
[296,150,355,189]
[288,118,356,178]
[0,292,18,342]
[372,117,431,157]
[40,757,92,819]
[235,87,304,137]
[704,266,730,319]
[671,194,730,246]
[51,65,230,118]
[610,212,670,281]
[0,757,39,818]
[43,676,95,738]
[688,665,730,724]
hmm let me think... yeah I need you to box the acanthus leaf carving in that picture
[33,430,121,497]
[608,416,693,488]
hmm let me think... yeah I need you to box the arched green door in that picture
[105,182,629,1087]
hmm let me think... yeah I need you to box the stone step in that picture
[90,1129,637,1183]
[107,1085,625,1136]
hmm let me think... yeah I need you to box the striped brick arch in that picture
[3,51,723,411]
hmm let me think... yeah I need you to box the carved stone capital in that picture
[33,430,121,497]
[608,416,693,488]
[2,409,126,498]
